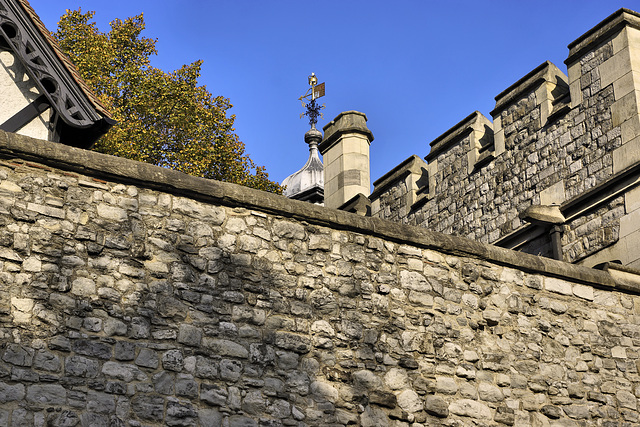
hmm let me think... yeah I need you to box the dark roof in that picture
[17,0,111,119]
[0,0,115,147]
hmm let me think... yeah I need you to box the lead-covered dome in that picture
[282,128,324,204]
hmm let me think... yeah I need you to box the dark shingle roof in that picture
[15,0,112,120]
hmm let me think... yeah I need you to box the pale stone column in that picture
[319,111,374,209]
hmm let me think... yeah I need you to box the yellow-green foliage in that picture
[55,9,282,194]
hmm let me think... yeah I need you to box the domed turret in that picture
[282,128,324,204]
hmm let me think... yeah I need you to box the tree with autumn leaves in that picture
[54,9,282,193]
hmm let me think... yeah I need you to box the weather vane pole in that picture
[299,73,325,129]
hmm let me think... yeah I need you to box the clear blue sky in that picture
[28,0,640,185]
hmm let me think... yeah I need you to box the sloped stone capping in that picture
[0,132,639,425]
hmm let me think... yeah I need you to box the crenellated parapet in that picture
[491,61,569,155]
[371,8,640,269]
[370,154,428,222]
[426,111,494,178]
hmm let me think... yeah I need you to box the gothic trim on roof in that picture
[0,0,115,148]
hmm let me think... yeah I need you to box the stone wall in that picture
[370,10,640,269]
[1,131,640,426]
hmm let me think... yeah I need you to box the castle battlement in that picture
[369,8,640,269]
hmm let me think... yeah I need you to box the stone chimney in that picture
[319,111,374,209]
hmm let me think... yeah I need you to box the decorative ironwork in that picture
[0,0,114,147]
[298,73,325,129]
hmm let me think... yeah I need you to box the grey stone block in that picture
[71,339,112,360]
[0,381,25,402]
[200,383,227,406]
[26,384,66,405]
[135,348,159,369]
[33,351,61,372]
[131,395,165,422]
[153,371,175,395]
[162,350,184,372]
[2,344,34,367]
[114,342,136,361]
[177,324,202,347]
[65,355,100,378]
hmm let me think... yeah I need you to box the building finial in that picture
[298,73,325,129]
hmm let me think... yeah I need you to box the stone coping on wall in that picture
[491,61,567,117]
[370,154,425,200]
[0,129,637,294]
[566,8,640,66]
[337,192,371,216]
[425,111,492,162]
[599,262,640,292]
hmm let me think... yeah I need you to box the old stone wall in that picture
[1,132,640,426]
[370,11,640,268]
[369,178,411,224]
[374,57,618,249]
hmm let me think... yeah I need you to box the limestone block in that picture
[621,116,640,145]
[613,71,640,100]
[611,91,640,127]
[96,203,127,221]
[624,229,640,265]
[625,185,640,213]
[540,181,566,205]
[324,159,341,182]
[569,79,583,108]
[427,159,438,198]
[322,146,340,166]
[396,389,423,412]
[71,278,96,297]
[613,26,631,55]
[520,205,565,225]
[385,368,409,390]
[545,277,572,295]
[613,136,640,173]
[567,60,581,85]
[478,382,504,402]
[0,180,21,193]
[425,395,449,417]
[310,380,338,402]
[601,48,632,90]
[448,399,492,419]
[342,153,370,173]
[535,83,554,124]
[341,187,364,207]
[621,208,640,238]
[572,284,594,301]
[21,256,41,272]
[324,177,339,196]
[337,135,370,154]
[436,377,458,394]
[27,202,65,219]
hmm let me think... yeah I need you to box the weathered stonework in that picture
[370,9,640,270]
[1,131,640,426]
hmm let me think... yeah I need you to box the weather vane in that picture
[299,73,325,129]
